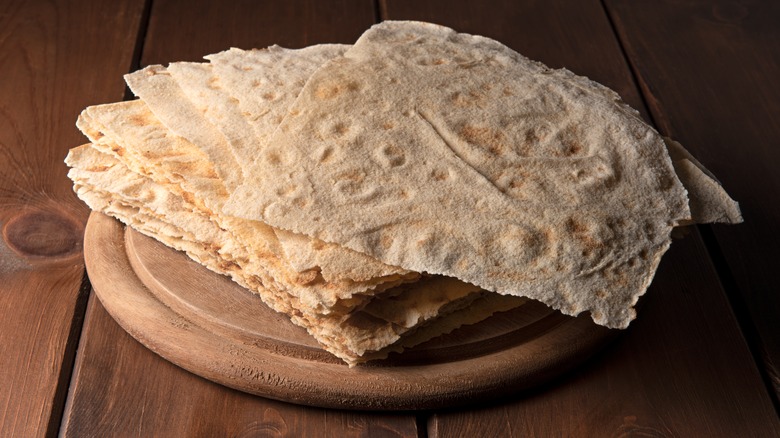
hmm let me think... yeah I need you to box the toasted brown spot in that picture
[295,269,319,285]
[380,144,406,167]
[311,240,325,251]
[567,217,606,257]
[292,197,308,208]
[431,169,448,181]
[276,184,297,196]
[567,218,589,234]
[313,80,360,99]
[251,79,262,87]
[110,145,126,156]
[531,228,549,249]
[317,146,334,163]
[87,165,110,172]
[262,92,276,100]
[218,260,240,271]
[643,222,655,238]
[451,90,487,108]
[524,125,551,147]
[207,76,220,89]
[380,233,393,250]
[266,152,281,165]
[459,124,506,155]
[554,125,588,157]
[128,113,150,127]
[503,87,514,96]
[562,141,583,156]
[168,160,202,176]
[332,123,349,136]
[181,191,196,205]
[336,169,365,183]
[247,275,264,289]
[381,122,394,130]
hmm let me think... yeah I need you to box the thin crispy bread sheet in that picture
[223,21,698,329]
[76,100,417,314]
[663,138,742,224]
[66,144,523,365]
[125,46,406,283]
[198,45,348,174]
[183,46,384,281]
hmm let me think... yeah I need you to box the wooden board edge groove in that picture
[84,212,616,410]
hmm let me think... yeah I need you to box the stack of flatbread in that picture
[66,21,741,366]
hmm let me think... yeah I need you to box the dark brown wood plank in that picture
[429,237,780,436]
[0,0,145,436]
[142,0,377,65]
[381,0,648,119]
[62,296,417,437]
[62,0,416,435]
[605,0,780,397]
[380,0,780,435]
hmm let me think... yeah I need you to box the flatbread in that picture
[182,45,348,172]
[76,101,416,314]
[66,144,522,365]
[223,21,692,329]
[65,21,743,364]
[127,50,407,283]
[663,138,742,224]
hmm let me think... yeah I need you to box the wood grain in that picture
[61,214,418,436]
[61,0,413,435]
[61,297,417,437]
[141,0,377,66]
[605,0,780,398]
[76,213,614,410]
[430,233,780,437]
[380,0,780,435]
[0,0,145,436]
[381,0,649,120]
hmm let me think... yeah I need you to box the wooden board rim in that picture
[83,212,618,410]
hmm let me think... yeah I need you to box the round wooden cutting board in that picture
[83,212,617,410]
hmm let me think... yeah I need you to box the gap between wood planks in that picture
[46,273,91,438]
[123,0,155,101]
[53,1,155,436]
[598,0,780,415]
[373,3,431,435]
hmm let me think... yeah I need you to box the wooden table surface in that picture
[2,0,779,436]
